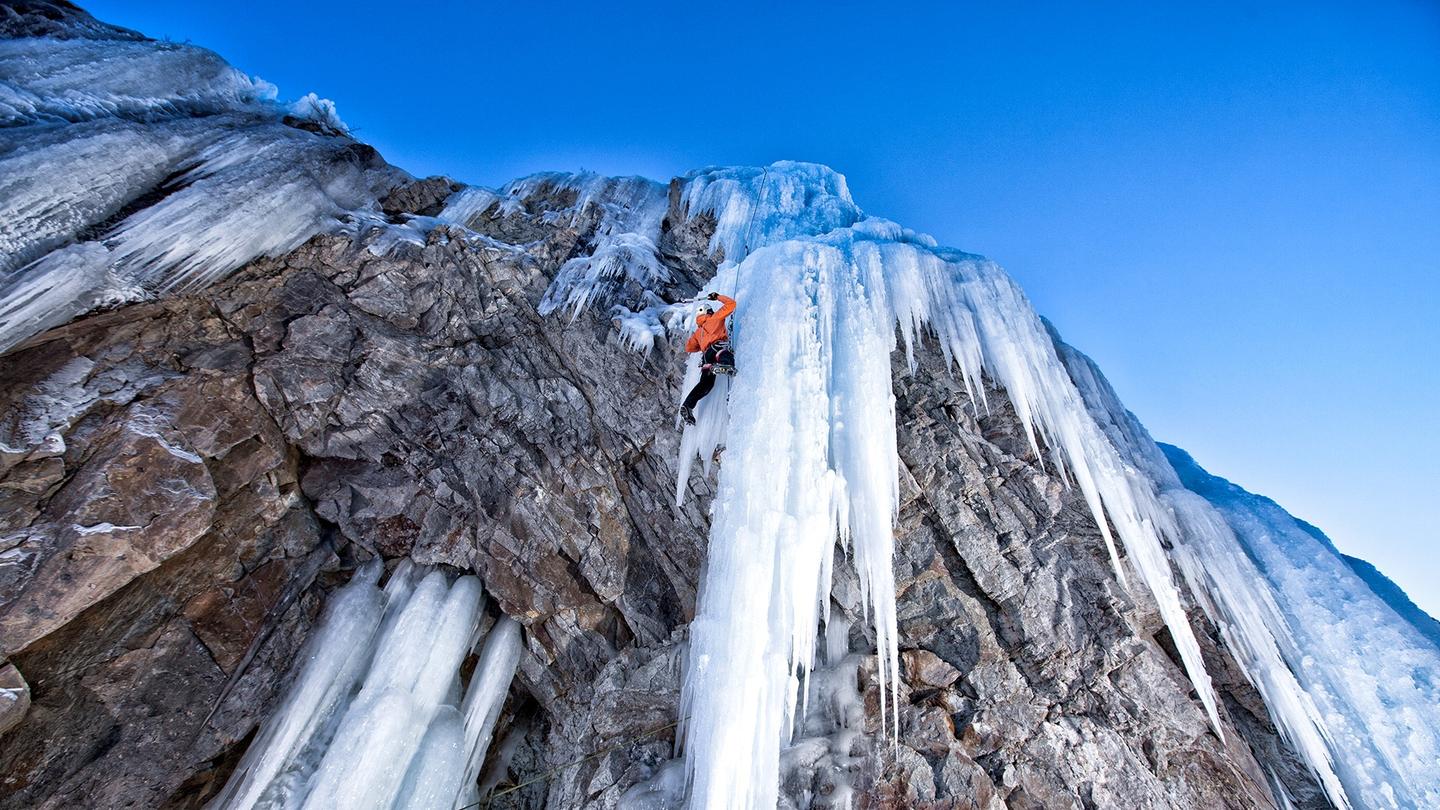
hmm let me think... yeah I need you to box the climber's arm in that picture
[712,294,736,319]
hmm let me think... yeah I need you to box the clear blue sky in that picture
[86,1,1440,616]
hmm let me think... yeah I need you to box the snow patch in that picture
[6,356,98,449]
[71,523,142,535]
[287,92,349,135]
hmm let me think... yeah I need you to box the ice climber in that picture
[679,292,737,426]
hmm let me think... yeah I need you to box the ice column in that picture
[209,562,523,810]
[674,165,1222,809]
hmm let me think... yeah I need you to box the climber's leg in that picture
[681,349,721,426]
[682,370,716,414]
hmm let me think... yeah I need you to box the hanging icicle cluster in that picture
[209,560,523,810]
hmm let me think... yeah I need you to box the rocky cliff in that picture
[5,3,1433,809]
[0,166,1323,807]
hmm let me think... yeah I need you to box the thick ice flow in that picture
[458,616,524,795]
[209,563,522,810]
[393,707,467,810]
[661,164,1222,808]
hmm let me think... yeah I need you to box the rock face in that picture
[0,5,1335,808]
[0,663,26,737]
[0,169,1325,808]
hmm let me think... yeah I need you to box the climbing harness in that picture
[702,339,736,375]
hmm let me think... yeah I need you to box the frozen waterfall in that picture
[424,161,1439,810]
[209,560,523,810]
[542,163,1224,809]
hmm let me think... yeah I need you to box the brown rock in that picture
[0,663,28,737]
[379,176,462,219]
[0,404,217,654]
[904,648,963,689]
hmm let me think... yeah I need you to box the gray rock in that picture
[381,176,464,219]
[0,151,1324,809]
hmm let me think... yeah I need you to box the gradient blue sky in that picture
[87,1,1440,615]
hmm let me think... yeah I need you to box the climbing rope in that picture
[459,719,681,809]
[725,164,770,302]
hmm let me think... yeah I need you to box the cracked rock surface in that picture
[0,172,1326,808]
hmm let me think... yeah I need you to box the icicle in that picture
[206,561,385,810]
[667,163,1224,808]
[210,565,518,810]
[457,616,524,797]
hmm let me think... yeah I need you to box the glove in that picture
[708,292,720,301]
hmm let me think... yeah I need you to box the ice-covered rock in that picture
[0,159,1309,809]
[0,8,405,353]
[2,6,1434,809]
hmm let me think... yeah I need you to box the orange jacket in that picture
[685,294,736,353]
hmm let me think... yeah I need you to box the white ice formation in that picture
[208,560,522,810]
[541,162,1438,810]
[0,29,402,352]
[1054,331,1440,810]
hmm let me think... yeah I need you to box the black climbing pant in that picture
[682,343,734,410]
